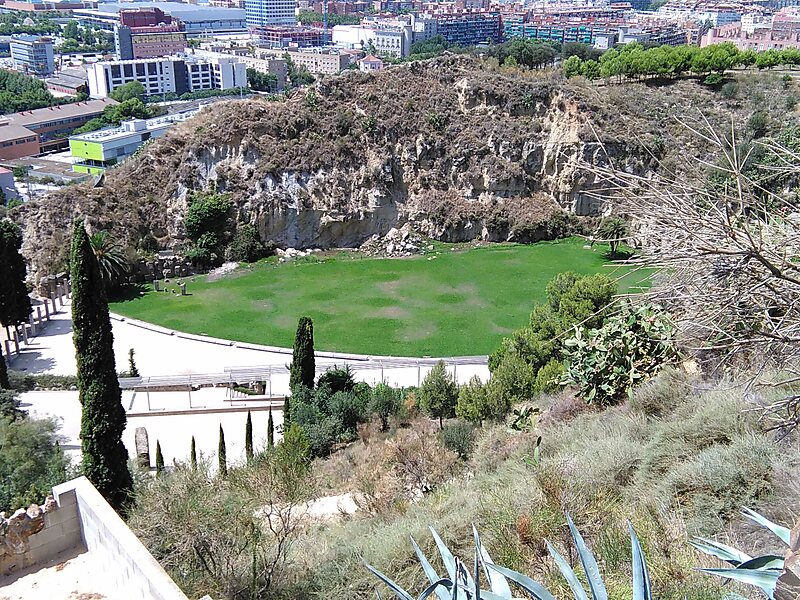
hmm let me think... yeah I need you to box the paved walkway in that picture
[9,300,489,467]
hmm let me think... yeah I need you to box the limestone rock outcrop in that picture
[14,55,711,280]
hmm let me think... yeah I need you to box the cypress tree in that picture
[155,440,164,476]
[190,436,197,471]
[0,219,32,336]
[0,348,9,390]
[128,348,139,378]
[70,218,132,511]
[267,406,274,448]
[218,424,227,477]
[289,316,315,391]
[245,410,253,463]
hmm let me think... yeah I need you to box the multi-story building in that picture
[285,49,351,73]
[0,98,117,158]
[194,46,289,89]
[114,7,187,60]
[10,35,54,76]
[424,11,501,46]
[69,109,199,174]
[250,25,331,48]
[0,0,97,12]
[87,56,246,98]
[246,0,296,27]
[115,24,187,60]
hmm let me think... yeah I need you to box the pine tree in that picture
[267,406,274,448]
[190,436,197,471]
[218,424,227,477]
[245,410,253,463]
[0,220,32,336]
[70,218,132,511]
[289,316,315,391]
[127,348,139,378]
[0,348,9,389]
[155,440,164,476]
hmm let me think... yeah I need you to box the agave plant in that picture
[691,507,789,600]
[366,513,652,600]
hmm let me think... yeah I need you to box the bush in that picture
[8,371,77,391]
[703,73,724,86]
[0,415,68,511]
[439,420,476,460]
[719,81,738,99]
[128,444,313,599]
[226,224,271,263]
[0,389,21,419]
[369,382,401,431]
[316,365,355,394]
[456,375,489,424]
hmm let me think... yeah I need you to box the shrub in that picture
[226,224,271,263]
[439,420,476,460]
[0,415,68,511]
[487,353,535,408]
[703,73,724,86]
[316,365,355,394]
[456,375,489,424]
[0,389,22,419]
[720,81,738,99]
[369,382,401,431]
[562,303,679,406]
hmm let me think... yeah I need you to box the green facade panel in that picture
[69,139,105,162]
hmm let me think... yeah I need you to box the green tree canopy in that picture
[418,361,458,429]
[109,81,145,102]
[0,219,32,329]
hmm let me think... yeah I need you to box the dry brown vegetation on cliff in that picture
[13,56,800,280]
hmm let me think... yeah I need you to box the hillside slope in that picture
[15,56,795,279]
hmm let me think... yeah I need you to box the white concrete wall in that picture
[53,477,188,600]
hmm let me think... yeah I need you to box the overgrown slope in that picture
[15,56,798,279]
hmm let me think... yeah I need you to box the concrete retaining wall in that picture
[52,477,188,600]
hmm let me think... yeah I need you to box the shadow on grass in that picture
[605,249,635,261]
[109,283,149,303]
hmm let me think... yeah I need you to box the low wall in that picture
[52,477,188,600]
[0,494,82,576]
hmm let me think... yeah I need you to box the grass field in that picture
[111,238,650,357]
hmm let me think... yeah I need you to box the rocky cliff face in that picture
[14,55,723,279]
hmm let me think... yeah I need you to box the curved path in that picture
[10,301,489,468]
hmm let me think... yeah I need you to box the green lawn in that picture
[111,238,651,357]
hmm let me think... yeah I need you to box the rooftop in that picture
[7,99,117,127]
[87,2,245,21]
[71,109,199,143]
[0,122,36,142]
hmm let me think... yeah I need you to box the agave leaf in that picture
[699,567,779,599]
[430,528,458,583]
[478,590,516,600]
[365,562,416,600]
[418,579,453,600]
[486,564,558,600]
[566,513,608,600]
[741,508,791,546]
[689,537,751,566]
[629,524,652,600]
[735,555,785,571]
[472,527,481,600]
[474,526,512,599]
[546,540,589,600]
[412,537,450,600]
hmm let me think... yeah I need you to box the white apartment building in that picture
[87,56,246,98]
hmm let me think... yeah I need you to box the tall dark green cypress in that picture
[218,424,227,477]
[0,219,32,333]
[267,406,274,448]
[70,218,132,511]
[190,436,197,471]
[0,348,9,390]
[245,410,253,463]
[155,440,164,476]
[289,316,315,391]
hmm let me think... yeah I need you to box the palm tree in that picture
[88,230,128,289]
[597,217,629,257]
